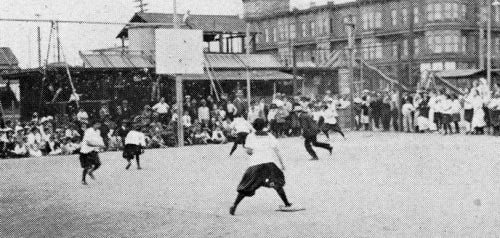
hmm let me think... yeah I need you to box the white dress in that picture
[471,97,486,128]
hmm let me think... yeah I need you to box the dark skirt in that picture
[442,114,452,124]
[464,109,473,122]
[234,132,249,145]
[451,113,461,122]
[433,112,442,124]
[123,144,142,160]
[237,162,285,197]
[79,151,101,168]
[490,110,500,127]
[484,107,491,126]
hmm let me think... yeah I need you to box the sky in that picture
[0,0,349,67]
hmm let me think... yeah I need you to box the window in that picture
[496,7,500,22]
[363,45,370,59]
[375,12,382,28]
[324,19,330,34]
[435,4,442,20]
[402,8,408,25]
[496,37,500,53]
[318,19,324,35]
[427,4,434,21]
[301,22,307,37]
[403,40,408,56]
[444,35,452,52]
[284,24,289,40]
[310,22,315,36]
[445,3,452,19]
[392,42,398,58]
[273,28,277,42]
[427,37,433,52]
[264,29,269,42]
[462,36,467,53]
[376,43,382,58]
[363,13,369,29]
[453,35,459,52]
[461,4,466,19]
[452,3,459,19]
[444,62,456,70]
[414,7,419,23]
[435,36,442,53]
[290,24,296,39]
[414,38,420,55]
[391,9,397,26]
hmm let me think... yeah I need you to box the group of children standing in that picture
[353,78,500,136]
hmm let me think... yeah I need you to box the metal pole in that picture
[56,22,60,62]
[173,0,184,147]
[479,27,485,69]
[246,22,251,111]
[488,0,493,89]
[346,16,356,129]
[292,40,298,96]
[37,26,41,67]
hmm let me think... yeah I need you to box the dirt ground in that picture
[1,131,500,237]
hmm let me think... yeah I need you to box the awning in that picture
[179,70,301,81]
[80,51,285,69]
[80,52,154,68]
[435,69,484,78]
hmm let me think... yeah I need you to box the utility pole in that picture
[487,0,493,88]
[173,0,184,147]
[245,21,251,111]
[345,15,356,129]
[56,22,60,63]
[408,1,415,88]
[37,26,41,67]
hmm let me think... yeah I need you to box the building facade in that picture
[244,0,500,91]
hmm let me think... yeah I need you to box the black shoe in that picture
[125,163,131,170]
[88,172,95,180]
[82,181,88,185]
[309,157,319,161]
[328,147,333,155]
[137,166,142,170]
[229,206,236,215]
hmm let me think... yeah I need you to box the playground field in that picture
[1,131,500,237]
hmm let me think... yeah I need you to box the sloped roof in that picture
[0,47,19,67]
[180,70,298,81]
[435,69,484,78]
[80,51,285,70]
[117,12,258,39]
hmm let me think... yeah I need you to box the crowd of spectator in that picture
[353,78,500,136]
[4,77,497,160]
[0,89,351,159]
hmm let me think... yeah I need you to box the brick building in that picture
[243,0,500,93]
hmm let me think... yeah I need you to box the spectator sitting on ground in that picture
[210,126,227,144]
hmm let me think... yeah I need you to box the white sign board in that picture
[155,29,204,74]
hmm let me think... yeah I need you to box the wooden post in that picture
[173,0,184,147]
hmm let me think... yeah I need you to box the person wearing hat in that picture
[79,120,105,185]
[123,123,146,170]
[233,90,247,118]
[298,106,332,160]
[229,118,299,215]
